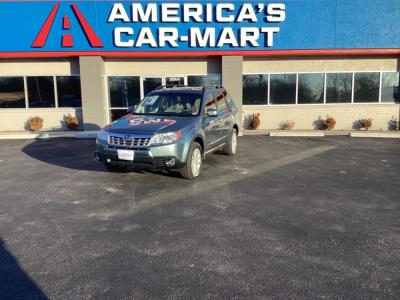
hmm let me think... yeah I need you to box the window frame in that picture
[0,76,27,109]
[242,70,400,107]
[56,75,82,108]
[353,72,381,103]
[380,71,400,103]
[269,72,298,106]
[325,72,354,104]
[242,74,269,106]
[0,74,81,110]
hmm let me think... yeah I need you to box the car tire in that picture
[104,163,127,172]
[223,128,238,156]
[180,142,203,180]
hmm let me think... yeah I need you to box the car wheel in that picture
[104,163,127,172]
[223,128,238,155]
[181,142,203,179]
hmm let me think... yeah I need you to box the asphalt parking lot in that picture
[0,136,399,299]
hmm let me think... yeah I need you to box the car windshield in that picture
[134,93,202,117]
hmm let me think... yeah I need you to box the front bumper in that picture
[95,142,187,170]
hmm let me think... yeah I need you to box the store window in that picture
[298,73,324,104]
[108,76,141,121]
[109,76,141,108]
[270,74,296,105]
[27,76,55,108]
[188,75,221,87]
[326,73,352,103]
[381,72,399,102]
[243,74,268,105]
[0,77,25,108]
[56,76,82,107]
[354,72,380,103]
[143,77,162,96]
[166,77,184,86]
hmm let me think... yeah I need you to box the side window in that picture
[204,91,216,114]
[205,97,217,113]
[216,92,227,113]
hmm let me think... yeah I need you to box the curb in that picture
[0,131,98,140]
[269,131,325,137]
[350,132,400,139]
[74,132,98,139]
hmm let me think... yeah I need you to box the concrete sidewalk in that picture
[244,129,400,138]
[0,131,99,140]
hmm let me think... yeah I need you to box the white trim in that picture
[267,74,270,106]
[139,76,144,99]
[323,73,327,104]
[242,103,399,109]
[243,70,397,75]
[379,72,383,103]
[351,72,356,104]
[295,73,299,105]
[53,76,59,108]
[23,76,29,110]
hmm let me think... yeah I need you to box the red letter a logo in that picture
[32,3,103,48]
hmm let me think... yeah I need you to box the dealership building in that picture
[0,0,399,132]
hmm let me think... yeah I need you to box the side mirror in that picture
[206,108,218,117]
[127,105,137,114]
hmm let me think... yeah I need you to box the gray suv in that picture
[95,86,239,179]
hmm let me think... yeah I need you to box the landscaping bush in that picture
[388,117,400,131]
[323,116,337,130]
[249,113,261,130]
[27,116,43,132]
[358,118,373,130]
[280,120,295,130]
[65,113,80,131]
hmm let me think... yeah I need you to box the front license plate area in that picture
[117,149,134,161]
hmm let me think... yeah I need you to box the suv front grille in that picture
[109,136,150,148]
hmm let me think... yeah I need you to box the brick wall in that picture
[243,104,400,131]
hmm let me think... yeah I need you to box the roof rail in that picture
[202,85,226,92]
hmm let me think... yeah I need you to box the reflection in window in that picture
[216,93,227,112]
[298,73,324,104]
[166,77,184,86]
[0,77,25,108]
[143,77,162,96]
[326,73,352,103]
[188,75,221,87]
[27,76,55,108]
[57,76,82,107]
[354,72,380,103]
[108,76,141,108]
[381,72,399,102]
[110,109,128,122]
[243,75,268,105]
[270,74,296,104]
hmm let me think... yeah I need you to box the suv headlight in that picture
[149,131,181,145]
[97,129,108,143]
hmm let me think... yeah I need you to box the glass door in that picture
[143,77,162,96]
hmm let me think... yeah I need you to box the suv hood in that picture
[106,115,194,135]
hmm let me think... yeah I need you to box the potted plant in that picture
[27,116,43,132]
[249,113,261,130]
[65,113,80,131]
